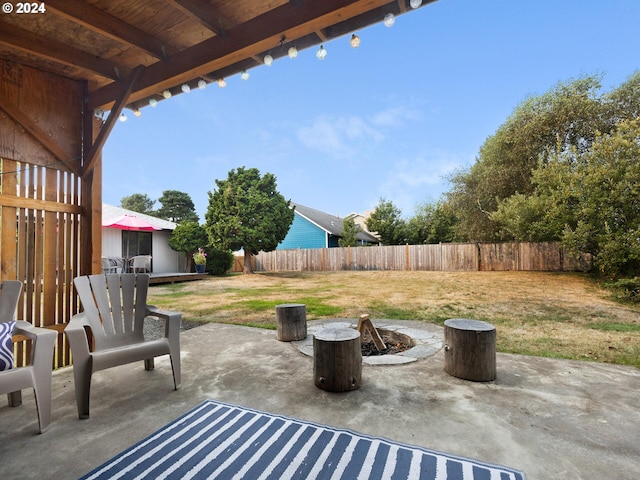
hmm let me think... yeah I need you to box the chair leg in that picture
[170,348,181,390]
[73,360,93,419]
[144,358,154,370]
[32,374,53,433]
[8,390,22,407]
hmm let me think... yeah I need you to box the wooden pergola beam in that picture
[0,22,129,81]
[82,66,144,177]
[88,0,394,109]
[0,102,81,176]
[46,0,178,60]
[167,0,227,36]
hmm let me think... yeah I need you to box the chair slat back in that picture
[0,280,22,324]
[74,274,150,350]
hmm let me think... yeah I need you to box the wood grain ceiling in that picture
[0,0,435,111]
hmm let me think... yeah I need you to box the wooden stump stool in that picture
[314,327,362,392]
[276,304,307,341]
[444,318,496,382]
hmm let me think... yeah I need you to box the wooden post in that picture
[314,327,362,392]
[444,318,496,381]
[275,304,307,341]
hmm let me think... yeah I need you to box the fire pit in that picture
[293,319,443,365]
[361,328,414,356]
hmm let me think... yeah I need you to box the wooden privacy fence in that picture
[252,242,592,273]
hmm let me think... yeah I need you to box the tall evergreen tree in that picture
[157,190,199,223]
[205,167,294,273]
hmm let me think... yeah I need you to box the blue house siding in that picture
[278,214,327,250]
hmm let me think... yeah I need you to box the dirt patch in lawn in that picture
[149,271,640,367]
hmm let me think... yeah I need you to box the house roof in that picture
[0,0,437,112]
[292,202,379,244]
[102,204,177,231]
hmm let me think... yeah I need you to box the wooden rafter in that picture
[167,0,227,36]
[316,30,329,43]
[0,102,81,176]
[82,66,144,177]
[0,22,128,81]
[45,0,178,60]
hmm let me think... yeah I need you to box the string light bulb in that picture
[288,46,298,58]
[383,13,396,27]
[118,113,127,122]
[264,53,273,66]
[410,0,423,8]
[198,79,207,90]
[181,83,191,93]
[316,45,327,60]
[133,108,142,117]
[350,34,361,48]
[217,78,226,88]
[240,70,250,80]
[162,90,172,99]
[148,98,158,107]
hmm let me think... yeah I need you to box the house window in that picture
[122,231,152,258]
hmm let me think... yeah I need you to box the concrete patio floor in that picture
[1,320,639,480]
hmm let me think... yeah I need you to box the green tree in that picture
[121,193,155,214]
[494,120,640,278]
[447,74,608,241]
[603,71,640,126]
[561,120,640,278]
[406,201,458,244]
[168,221,208,271]
[156,190,199,223]
[205,167,294,274]
[338,217,361,247]
[365,199,406,245]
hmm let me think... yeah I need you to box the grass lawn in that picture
[148,271,640,368]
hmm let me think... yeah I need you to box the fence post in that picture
[404,243,408,271]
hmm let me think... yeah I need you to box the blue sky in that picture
[103,0,640,221]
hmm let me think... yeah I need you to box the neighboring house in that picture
[102,204,186,273]
[345,210,379,240]
[277,203,379,250]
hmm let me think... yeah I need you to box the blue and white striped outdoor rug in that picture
[80,400,526,480]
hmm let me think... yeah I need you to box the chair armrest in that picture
[64,313,92,359]
[13,321,57,367]
[13,321,55,341]
[146,306,181,339]
[146,306,181,324]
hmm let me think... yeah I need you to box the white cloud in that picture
[377,150,473,214]
[296,102,424,159]
[296,115,383,158]
[370,105,422,127]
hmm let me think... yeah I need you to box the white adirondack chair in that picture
[65,274,181,419]
[0,280,57,433]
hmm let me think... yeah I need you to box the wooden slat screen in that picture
[1,158,82,368]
